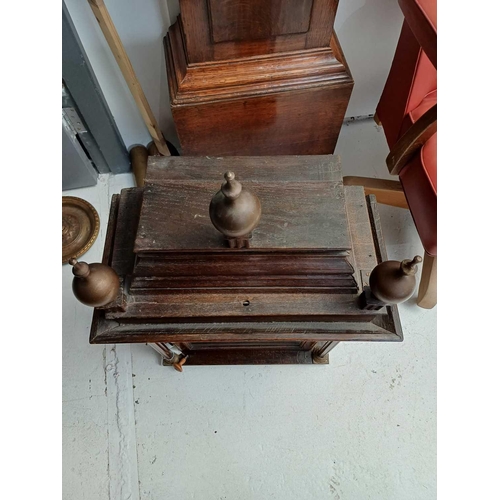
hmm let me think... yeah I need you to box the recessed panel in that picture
[208,0,314,43]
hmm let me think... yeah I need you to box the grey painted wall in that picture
[62,3,130,174]
[63,0,178,150]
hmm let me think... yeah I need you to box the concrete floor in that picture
[62,119,436,500]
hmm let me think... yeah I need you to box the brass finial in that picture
[401,255,423,275]
[69,258,90,278]
[69,258,120,307]
[221,171,242,200]
[209,171,262,248]
[368,255,423,304]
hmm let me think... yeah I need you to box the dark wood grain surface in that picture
[178,0,339,63]
[136,181,350,252]
[111,188,142,275]
[101,194,120,266]
[344,185,379,288]
[165,0,352,156]
[208,0,314,43]
[174,348,314,365]
[135,155,350,252]
[169,84,352,156]
[89,171,403,366]
[105,290,380,322]
[132,155,353,291]
[91,185,401,339]
[146,155,343,182]
[91,319,399,345]
[133,253,354,277]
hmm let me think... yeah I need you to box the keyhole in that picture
[242,300,250,307]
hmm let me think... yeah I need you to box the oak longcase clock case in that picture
[165,0,354,155]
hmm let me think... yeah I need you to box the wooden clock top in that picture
[134,155,351,254]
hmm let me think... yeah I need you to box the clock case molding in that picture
[164,0,354,155]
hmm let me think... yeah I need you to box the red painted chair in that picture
[345,0,437,308]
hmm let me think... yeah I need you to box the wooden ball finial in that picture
[69,259,120,308]
[70,258,90,278]
[209,171,262,247]
[221,171,242,200]
[401,255,423,275]
[368,256,422,304]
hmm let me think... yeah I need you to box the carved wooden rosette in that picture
[165,0,353,155]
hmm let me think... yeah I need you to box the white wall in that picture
[64,0,403,150]
[335,0,403,117]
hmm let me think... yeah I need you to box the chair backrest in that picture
[376,0,437,148]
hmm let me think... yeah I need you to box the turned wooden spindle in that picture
[129,145,149,188]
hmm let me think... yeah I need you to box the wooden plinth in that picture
[165,0,353,155]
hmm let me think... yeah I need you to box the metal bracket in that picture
[62,107,87,134]
[149,343,187,371]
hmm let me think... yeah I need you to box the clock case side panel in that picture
[179,0,341,63]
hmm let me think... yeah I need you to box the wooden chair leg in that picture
[343,176,408,209]
[417,253,437,309]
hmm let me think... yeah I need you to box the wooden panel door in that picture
[208,0,314,42]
